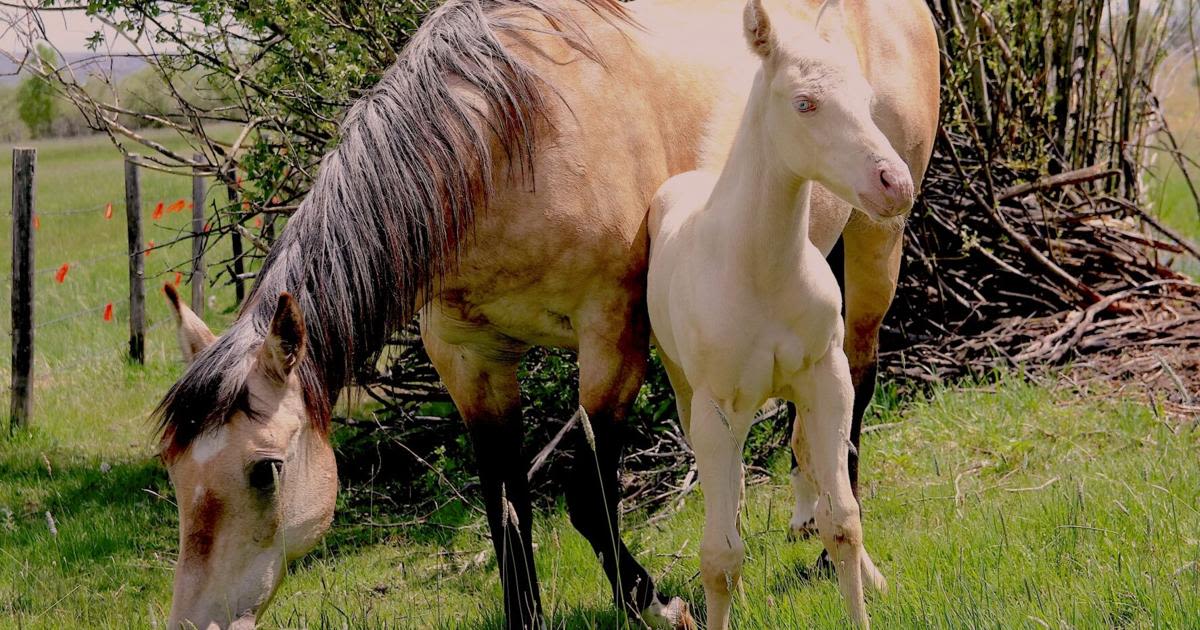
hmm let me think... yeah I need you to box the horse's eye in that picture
[248,458,283,491]
[794,96,817,113]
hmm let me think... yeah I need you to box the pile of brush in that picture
[884,130,1200,389]
[880,0,1200,410]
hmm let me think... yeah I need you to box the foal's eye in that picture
[248,458,283,491]
[794,96,817,113]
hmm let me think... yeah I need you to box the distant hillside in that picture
[0,52,147,86]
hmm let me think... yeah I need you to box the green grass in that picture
[1,134,1197,629]
[0,130,243,450]
[3,367,1197,628]
[0,128,243,625]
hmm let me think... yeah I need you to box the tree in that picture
[16,44,58,138]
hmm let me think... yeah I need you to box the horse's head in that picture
[744,0,914,219]
[158,284,337,629]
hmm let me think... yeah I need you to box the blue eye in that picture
[795,97,816,113]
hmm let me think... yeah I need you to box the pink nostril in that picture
[879,169,893,190]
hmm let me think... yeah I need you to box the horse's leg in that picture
[689,392,750,630]
[422,316,541,630]
[570,308,692,628]
[793,348,871,627]
[840,221,903,499]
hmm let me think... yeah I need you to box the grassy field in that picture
[1,133,1198,628]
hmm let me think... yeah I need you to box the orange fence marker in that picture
[145,240,155,256]
[32,214,40,230]
[103,303,113,322]
[54,263,69,284]
[104,202,113,219]
[174,271,183,287]
[152,202,164,220]
[167,199,186,213]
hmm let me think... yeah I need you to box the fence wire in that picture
[34,249,129,276]
[35,301,114,329]
[34,202,114,217]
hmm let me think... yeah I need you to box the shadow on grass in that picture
[0,446,176,618]
[0,446,176,562]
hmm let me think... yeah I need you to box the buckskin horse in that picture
[155,0,938,627]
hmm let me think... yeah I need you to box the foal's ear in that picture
[164,283,216,364]
[744,0,776,59]
[259,292,307,383]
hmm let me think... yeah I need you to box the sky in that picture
[0,7,144,55]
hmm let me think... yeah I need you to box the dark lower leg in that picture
[470,421,542,629]
[570,297,665,618]
[848,359,876,500]
[565,415,659,614]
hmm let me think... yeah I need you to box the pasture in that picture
[2,133,1199,628]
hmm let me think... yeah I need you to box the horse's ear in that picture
[259,292,307,383]
[744,0,776,59]
[815,0,846,39]
[164,283,215,364]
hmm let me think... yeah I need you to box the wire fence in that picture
[34,249,128,276]
[33,201,114,217]
[4,148,237,433]
[35,301,114,329]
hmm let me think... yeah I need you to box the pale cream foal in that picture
[646,0,915,627]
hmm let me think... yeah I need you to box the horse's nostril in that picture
[879,170,893,190]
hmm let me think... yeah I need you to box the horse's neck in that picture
[705,75,813,287]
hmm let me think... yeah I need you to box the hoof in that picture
[813,550,889,595]
[788,516,817,541]
[862,552,888,595]
[813,548,836,579]
[640,595,695,630]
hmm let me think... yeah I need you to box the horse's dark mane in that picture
[156,0,629,455]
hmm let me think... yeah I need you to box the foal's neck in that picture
[708,71,813,287]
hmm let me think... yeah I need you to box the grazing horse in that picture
[647,1,909,626]
[153,0,937,628]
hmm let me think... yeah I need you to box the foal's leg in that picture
[787,401,819,540]
[570,309,692,628]
[658,349,693,434]
[794,348,872,627]
[689,393,751,630]
[838,225,901,595]
[422,318,541,630]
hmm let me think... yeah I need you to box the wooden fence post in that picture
[125,154,145,364]
[226,166,245,304]
[191,154,206,317]
[9,148,35,434]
